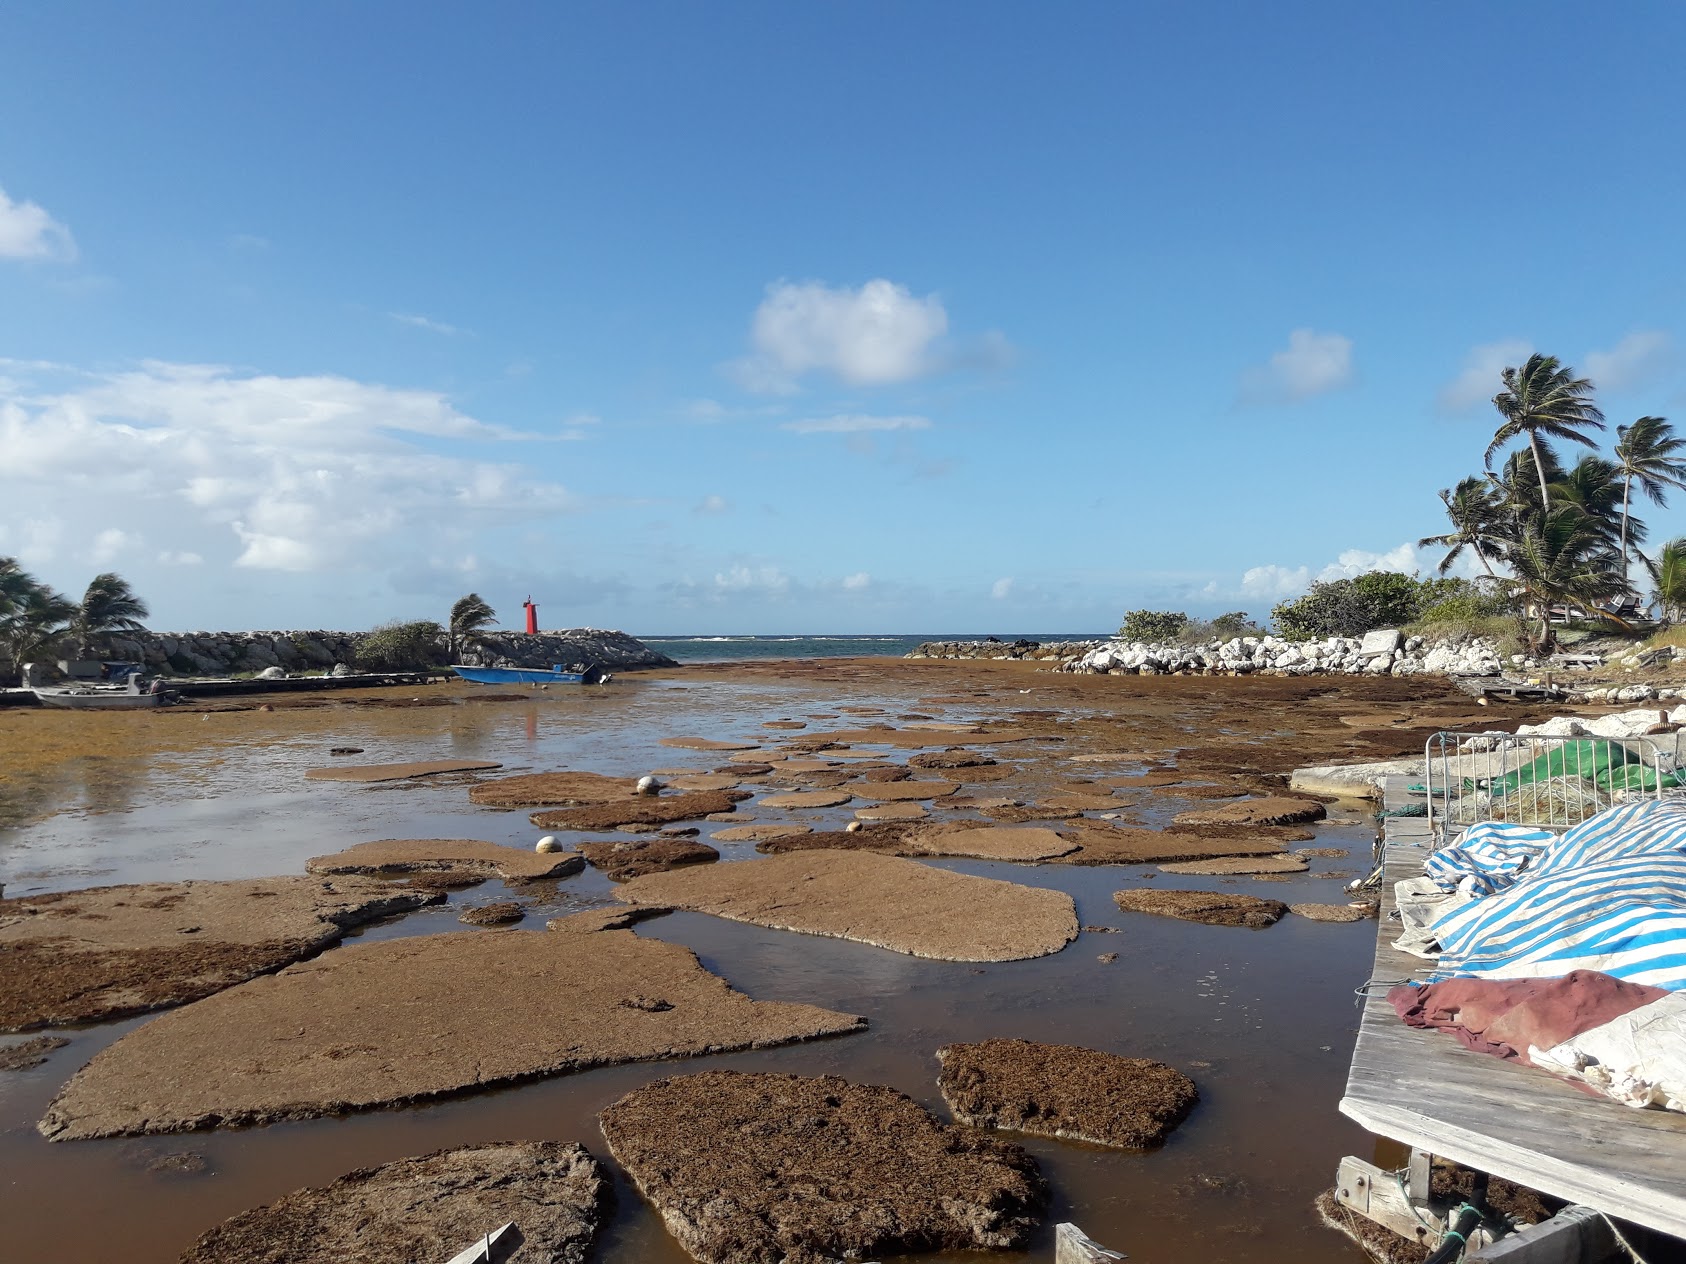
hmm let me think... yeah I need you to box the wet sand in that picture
[0,659,1557,1263]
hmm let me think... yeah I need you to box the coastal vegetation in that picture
[355,619,446,672]
[1117,610,1260,644]
[447,592,498,661]
[0,560,150,676]
[1116,353,1684,655]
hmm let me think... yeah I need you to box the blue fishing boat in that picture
[450,663,612,686]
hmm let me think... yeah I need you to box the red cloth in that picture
[1388,970,1668,1066]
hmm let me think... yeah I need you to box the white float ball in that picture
[535,836,562,854]
[845,820,863,833]
[636,775,662,796]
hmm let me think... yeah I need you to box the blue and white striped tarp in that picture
[1426,799,1686,992]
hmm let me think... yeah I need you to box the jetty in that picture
[1334,773,1686,1260]
[0,671,443,708]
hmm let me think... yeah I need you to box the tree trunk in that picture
[1620,475,1633,589]
[1529,433,1551,510]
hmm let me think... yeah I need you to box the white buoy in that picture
[846,820,863,833]
[535,835,562,854]
[636,775,662,796]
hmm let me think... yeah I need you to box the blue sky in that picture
[3,3,1685,635]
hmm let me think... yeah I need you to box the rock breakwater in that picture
[906,639,1105,663]
[67,628,676,677]
[911,631,1517,678]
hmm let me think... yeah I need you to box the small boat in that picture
[450,663,612,686]
[33,677,170,710]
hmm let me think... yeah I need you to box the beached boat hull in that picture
[450,665,607,685]
[33,688,164,710]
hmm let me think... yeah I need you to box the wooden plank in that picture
[1335,1156,1445,1245]
[443,1223,524,1264]
[1054,1222,1126,1263]
[1339,784,1686,1238]
[1467,1207,1617,1264]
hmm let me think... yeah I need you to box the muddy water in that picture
[0,671,1385,1263]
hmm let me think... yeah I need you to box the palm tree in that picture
[1419,477,1507,578]
[1613,416,1686,587]
[1502,505,1626,650]
[1485,354,1606,509]
[1551,455,1631,551]
[0,559,77,674]
[71,572,150,658]
[1488,444,1567,531]
[1652,538,1686,622]
[448,593,498,661]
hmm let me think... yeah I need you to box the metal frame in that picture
[1423,731,1674,846]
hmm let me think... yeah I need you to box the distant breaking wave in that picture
[639,634,1107,662]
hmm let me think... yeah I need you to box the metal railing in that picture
[1423,731,1677,845]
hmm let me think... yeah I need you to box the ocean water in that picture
[642,633,1108,662]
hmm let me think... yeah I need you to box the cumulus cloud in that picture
[730,279,949,392]
[1239,328,1355,405]
[842,572,870,590]
[0,185,75,261]
[89,527,138,564]
[1438,338,1534,412]
[157,550,204,566]
[1211,543,1441,603]
[1587,330,1674,391]
[0,360,574,576]
[781,414,932,435]
[991,577,1014,600]
[695,494,731,515]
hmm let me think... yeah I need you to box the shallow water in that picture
[0,673,1381,1263]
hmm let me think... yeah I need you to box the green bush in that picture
[1272,572,1467,640]
[356,620,445,671]
[1203,611,1262,640]
[1118,609,1189,642]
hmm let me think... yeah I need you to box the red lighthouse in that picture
[523,596,538,634]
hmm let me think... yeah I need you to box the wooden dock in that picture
[1339,777,1686,1239]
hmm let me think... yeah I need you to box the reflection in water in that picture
[0,676,1377,1264]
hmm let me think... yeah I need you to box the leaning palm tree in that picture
[1501,505,1626,650]
[1613,416,1686,586]
[1419,477,1507,578]
[1652,538,1686,622]
[448,593,498,661]
[1551,455,1632,551]
[0,562,77,674]
[1488,443,1567,534]
[1485,354,1605,509]
[71,572,150,658]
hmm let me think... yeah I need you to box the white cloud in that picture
[1212,542,1442,603]
[731,279,949,392]
[713,564,790,593]
[157,550,203,566]
[390,312,462,336]
[991,577,1014,600]
[781,414,932,435]
[0,361,574,576]
[1438,338,1534,412]
[1239,328,1354,405]
[0,185,75,261]
[558,411,600,441]
[1231,564,1311,600]
[695,494,731,515]
[1587,330,1674,391]
[842,572,870,590]
[89,528,137,564]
